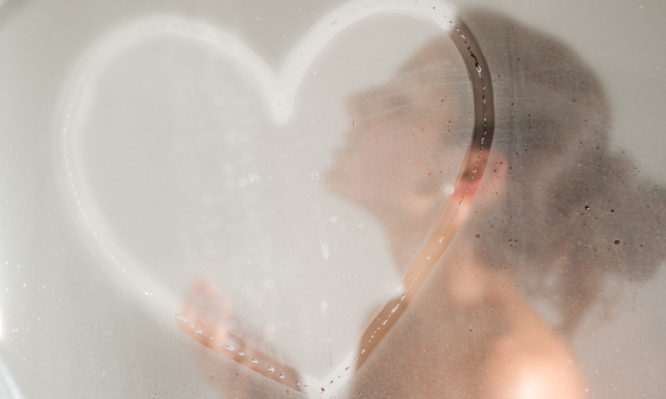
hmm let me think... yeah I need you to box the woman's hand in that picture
[178,278,303,394]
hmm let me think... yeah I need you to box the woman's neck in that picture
[381,207,436,273]
[383,208,515,307]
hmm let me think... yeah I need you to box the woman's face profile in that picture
[324,64,468,219]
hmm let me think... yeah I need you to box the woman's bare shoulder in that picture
[483,322,588,399]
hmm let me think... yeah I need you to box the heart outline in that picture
[55,0,495,396]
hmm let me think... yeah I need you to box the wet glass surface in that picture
[1,1,665,398]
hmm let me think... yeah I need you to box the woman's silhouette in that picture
[179,8,666,399]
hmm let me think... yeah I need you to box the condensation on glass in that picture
[0,0,664,398]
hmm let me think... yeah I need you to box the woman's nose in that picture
[346,89,374,117]
[346,85,390,119]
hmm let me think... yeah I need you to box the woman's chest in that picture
[349,296,507,399]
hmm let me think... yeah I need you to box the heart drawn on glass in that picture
[56,0,494,396]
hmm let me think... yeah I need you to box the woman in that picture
[180,9,666,398]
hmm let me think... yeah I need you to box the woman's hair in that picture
[398,9,666,334]
[466,9,666,333]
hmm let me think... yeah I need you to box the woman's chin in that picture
[323,167,364,203]
[322,167,350,198]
